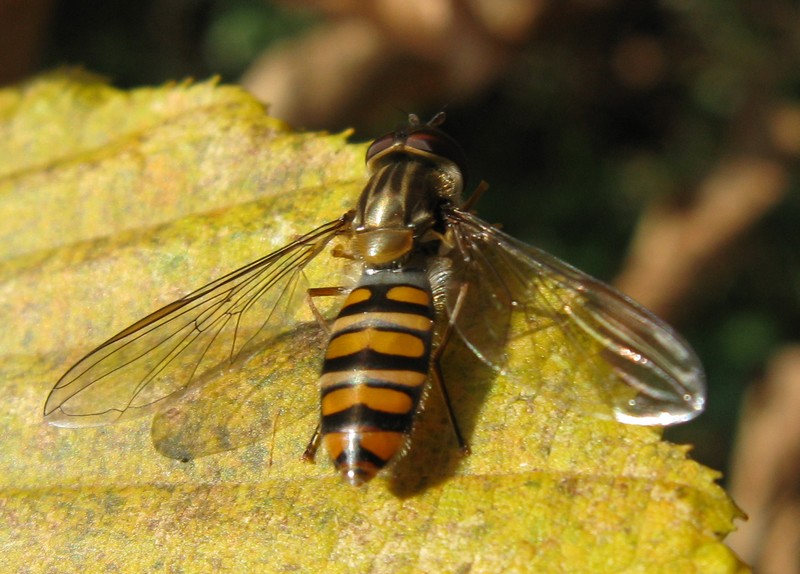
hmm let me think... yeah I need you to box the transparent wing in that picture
[443,208,706,425]
[150,321,327,460]
[44,215,352,429]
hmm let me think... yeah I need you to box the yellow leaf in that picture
[0,71,748,573]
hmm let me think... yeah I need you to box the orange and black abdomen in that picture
[320,270,435,485]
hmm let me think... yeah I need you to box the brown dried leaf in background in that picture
[727,346,800,574]
[242,0,544,128]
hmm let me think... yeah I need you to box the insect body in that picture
[320,271,436,484]
[44,113,706,486]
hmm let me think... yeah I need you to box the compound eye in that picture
[405,129,467,175]
[364,119,468,181]
[365,133,395,163]
[405,129,445,155]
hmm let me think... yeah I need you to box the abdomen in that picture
[319,269,434,485]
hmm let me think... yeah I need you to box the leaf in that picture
[0,71,748,573]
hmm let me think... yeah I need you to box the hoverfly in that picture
[44,113,705,485]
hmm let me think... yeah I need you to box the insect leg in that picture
[306,286,349,333]
[303,286,348,460]
[303,423,321,462]
[461,180,490,212]
[431,282,471,455]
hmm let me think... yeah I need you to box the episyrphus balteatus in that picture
[44,113,705,485]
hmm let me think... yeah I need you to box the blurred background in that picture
[2,0,798,570]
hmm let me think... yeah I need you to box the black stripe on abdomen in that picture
[319,270,435,485]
